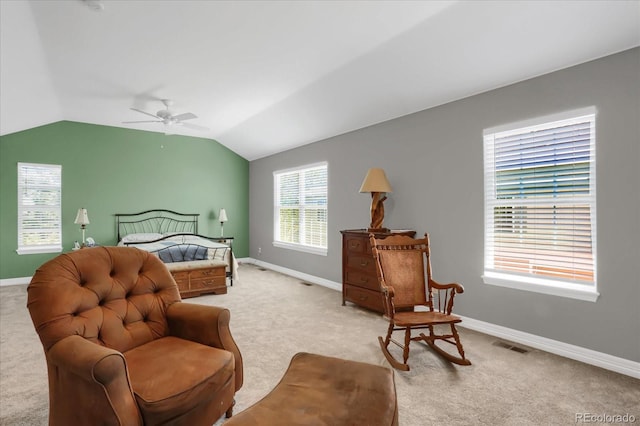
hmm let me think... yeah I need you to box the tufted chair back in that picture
[28,246,181,354]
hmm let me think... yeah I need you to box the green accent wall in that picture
[0,121,249,279]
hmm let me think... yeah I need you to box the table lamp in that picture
[219,208,228,237]
[74,208,90,247]
[359,168,392,231]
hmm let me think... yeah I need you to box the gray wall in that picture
[249,48,640,362]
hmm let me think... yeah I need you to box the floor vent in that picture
[492,340,529,354]
[258,267,267,271]
[300,281,313,286]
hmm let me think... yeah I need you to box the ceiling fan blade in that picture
[173,112,197,121]
[122,120,162,124]
[130,108,161,119]
[182,122,209,132]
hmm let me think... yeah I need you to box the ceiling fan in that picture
[123,99,208,132]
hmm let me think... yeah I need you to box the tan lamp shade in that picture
[74,208,90,225]
[359,168,392,193]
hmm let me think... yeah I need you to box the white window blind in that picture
[483,108,597,300]
[17,162,63,255]
[274,163,328,255]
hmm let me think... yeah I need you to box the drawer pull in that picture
[360,260,369,267]
[359,277,369,283]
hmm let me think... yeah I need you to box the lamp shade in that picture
[219,208,228,223]
[74,208,90,225]
[359,168,392,193]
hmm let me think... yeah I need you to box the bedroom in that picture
[1,0,639,424]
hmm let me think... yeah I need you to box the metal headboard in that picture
[115,209,199,241]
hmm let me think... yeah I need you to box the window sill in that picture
[483,271,599,302]
[16,246,63,255]
[272,241,327,256]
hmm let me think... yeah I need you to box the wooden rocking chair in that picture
[370,233,471,370]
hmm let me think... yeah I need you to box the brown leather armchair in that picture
[27,246,243,425]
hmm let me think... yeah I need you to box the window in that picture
[483,107,598,301]
[274,162,328,255]
[17,162,62,255]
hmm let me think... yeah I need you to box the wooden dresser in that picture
[165,260,228,299]
[340,229,416,313]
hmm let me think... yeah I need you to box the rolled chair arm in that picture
[166,303,243,391]
[47,335,142,426]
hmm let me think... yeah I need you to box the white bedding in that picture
[118,234,238,280]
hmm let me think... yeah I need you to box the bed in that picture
[115,209,238,298]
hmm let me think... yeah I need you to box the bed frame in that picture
[115,209,234,286]
[115,209,199,242]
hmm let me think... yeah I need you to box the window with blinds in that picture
[17,162,63,255]
[483,108,598,301]
[274,162,328,255]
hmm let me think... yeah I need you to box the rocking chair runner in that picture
[369,233,471,370]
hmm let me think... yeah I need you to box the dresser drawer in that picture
[344,270,378,291]
[344,284,384,313]
[345,236,367,254]
[346,254,375,273]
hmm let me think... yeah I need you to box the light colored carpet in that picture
[1,263,638,425]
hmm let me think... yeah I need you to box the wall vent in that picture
[492,340,529,354]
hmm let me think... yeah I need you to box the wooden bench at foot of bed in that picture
[165,259,228,298]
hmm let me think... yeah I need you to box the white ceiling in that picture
[1,0,639,160]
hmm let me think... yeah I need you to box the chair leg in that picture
[384,322,393,346]
[378,323,410,371]
[450,324,471,365]
[225,399,235,418]
[403,327,411,364]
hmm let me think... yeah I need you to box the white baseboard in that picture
[241,258,639,379]
[0,276,31,287]
[458,316,640,379]
[240,258,342,291]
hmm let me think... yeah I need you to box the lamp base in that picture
[369,192,387,229]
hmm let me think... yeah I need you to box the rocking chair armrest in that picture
[380,285,395,298]
[430,279,465,294]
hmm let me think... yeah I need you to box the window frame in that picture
[273,162,328,256]
[482,107,599,302]
[16,162,63,255]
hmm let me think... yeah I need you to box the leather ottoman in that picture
[225,352,398,425]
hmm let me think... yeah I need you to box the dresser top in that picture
[340,229,415,237]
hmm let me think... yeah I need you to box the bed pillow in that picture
[121,233,163,243]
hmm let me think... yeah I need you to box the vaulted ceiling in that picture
[1,0,638,160]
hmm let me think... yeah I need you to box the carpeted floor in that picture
[1,263,638,425]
